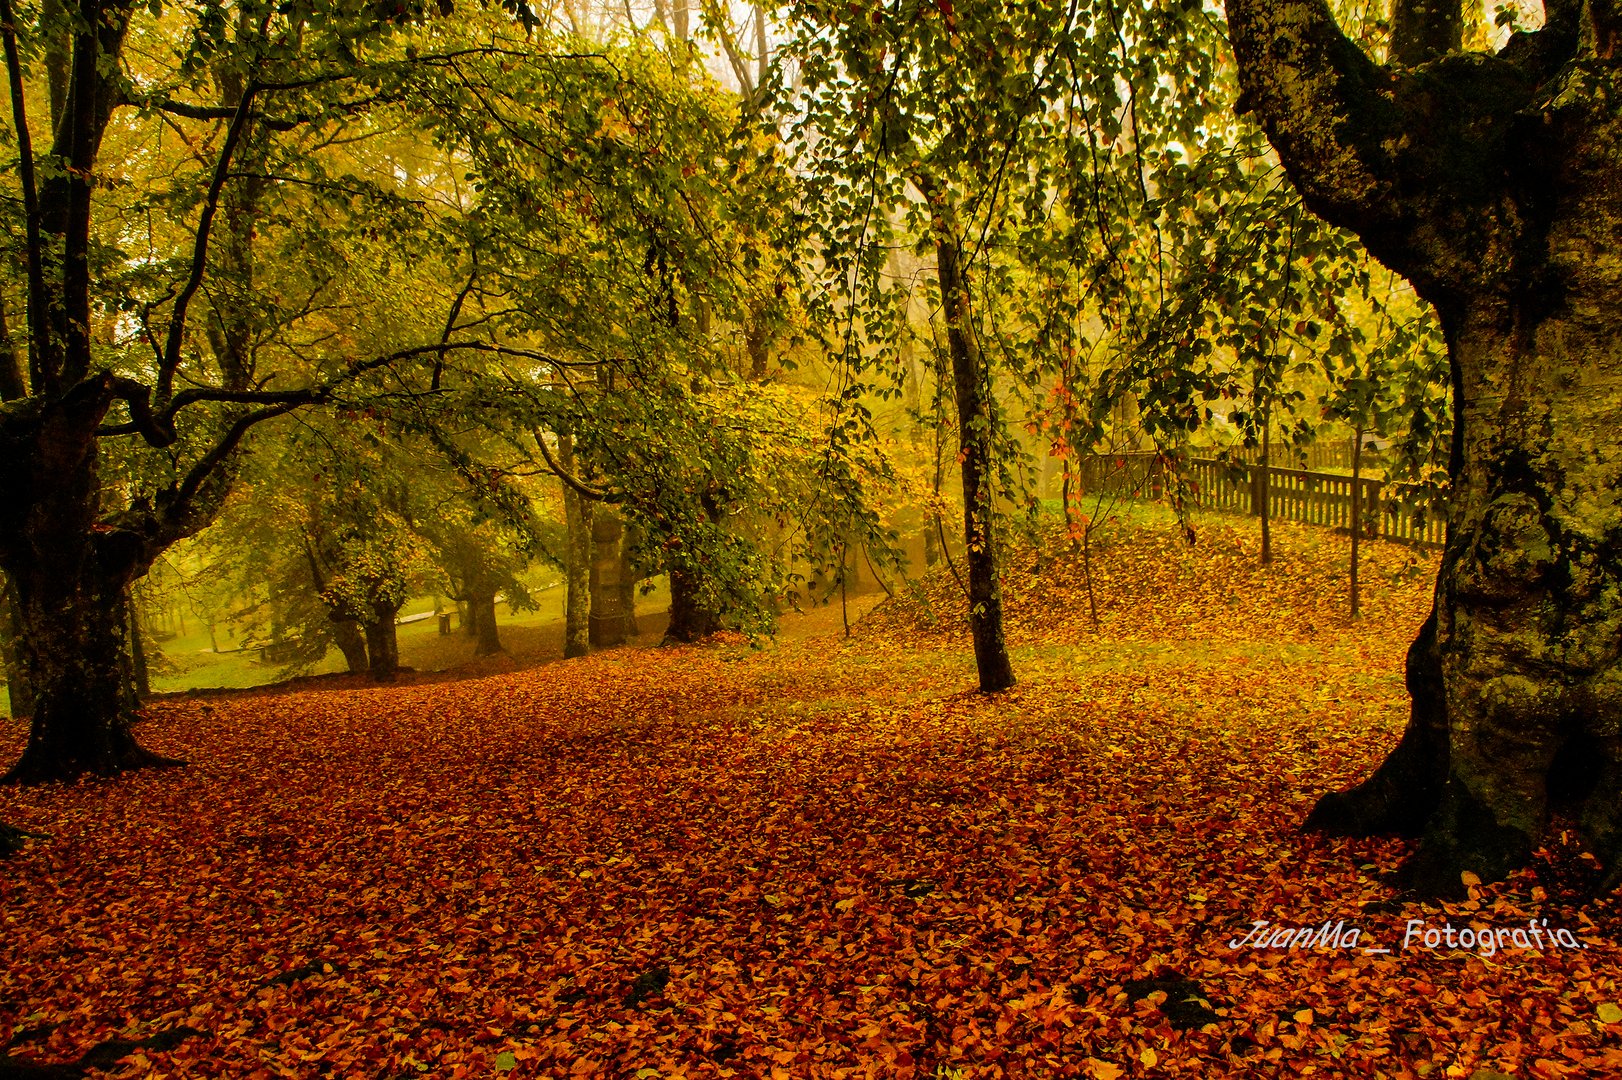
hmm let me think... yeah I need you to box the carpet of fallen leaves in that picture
[3,520,1620,1079]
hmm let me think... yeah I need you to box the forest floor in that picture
[3,518,1621,1079]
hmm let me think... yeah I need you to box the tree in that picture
[1229,0,1622,893]
[0,0,526,781]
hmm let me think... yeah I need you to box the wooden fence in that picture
[1074,452,1445,548]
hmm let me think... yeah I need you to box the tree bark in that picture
[1259,406,1273,565]
[560,434,593,658]
[1231,0,1622,894]
[469,587,502,655]
[589,508,631,647]
[332,617,369,674]
[666,564,720,642]
[0,574,33,718]
[1350,427,1364,618]
[3,547,176,782]
[363,603,400,683]
[920,181,1016,693]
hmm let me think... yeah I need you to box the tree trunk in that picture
[1259,405,1272,565]
[666,564,720,642]
[4,555,175,783]
[470,588,502,655]
[1231,0,1622,894]
[0,574,34,718]
[923,183,1015,693]
[589,509,630,647]
[332,617,369,674]
[363,604,400,683]
[618,522,640,637]
[560,435,593,658]
[126,592,149,701]
[1349,426,1363,619]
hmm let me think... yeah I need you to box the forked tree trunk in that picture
[3,392,178,782]
[332,617,369,675]
[1231,0,1622,894]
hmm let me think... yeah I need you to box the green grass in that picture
[146,577,674,694]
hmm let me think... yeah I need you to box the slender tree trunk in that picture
[618,522,640,637]
[1349,426,1363,619]
[0,574,33,718]
[923,183,1015,693]
[332,617,369,674]
[560,435,593,658]
[363,603,400,683]
[0,289,26,401]
[126,592,149,701]
[1259,405,1273,565]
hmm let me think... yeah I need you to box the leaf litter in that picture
[1,521,1618,1078]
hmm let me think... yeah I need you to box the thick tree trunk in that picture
[666,565,720,642]
[924,186,1015,693]
[363,604,400,683]
[469,588,502,656]
[1230,0,1622,893]
[560,435,593,658]
[332,617,369,674]
[2,389,178,782]
[589,509,631,648]
[4,558,176,783]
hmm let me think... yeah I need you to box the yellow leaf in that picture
[1085,1059,1124,1080]
[1460,870,1481,887]
[1598,1002,1622,1025]
[1293,1008,1314,1025]
[1139,1047,1158,1067]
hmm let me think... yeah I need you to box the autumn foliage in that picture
[2,523,1618,1078]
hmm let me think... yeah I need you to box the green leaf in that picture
[495,1051,519,1072]
[1598,1003,1622,1025]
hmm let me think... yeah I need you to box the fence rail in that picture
[1074,452,1445,549]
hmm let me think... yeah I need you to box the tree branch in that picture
[158,83,261,401]
[534,430,615,502]
[0,0,52,395]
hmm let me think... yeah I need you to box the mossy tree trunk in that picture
[1230,0,1622,894]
